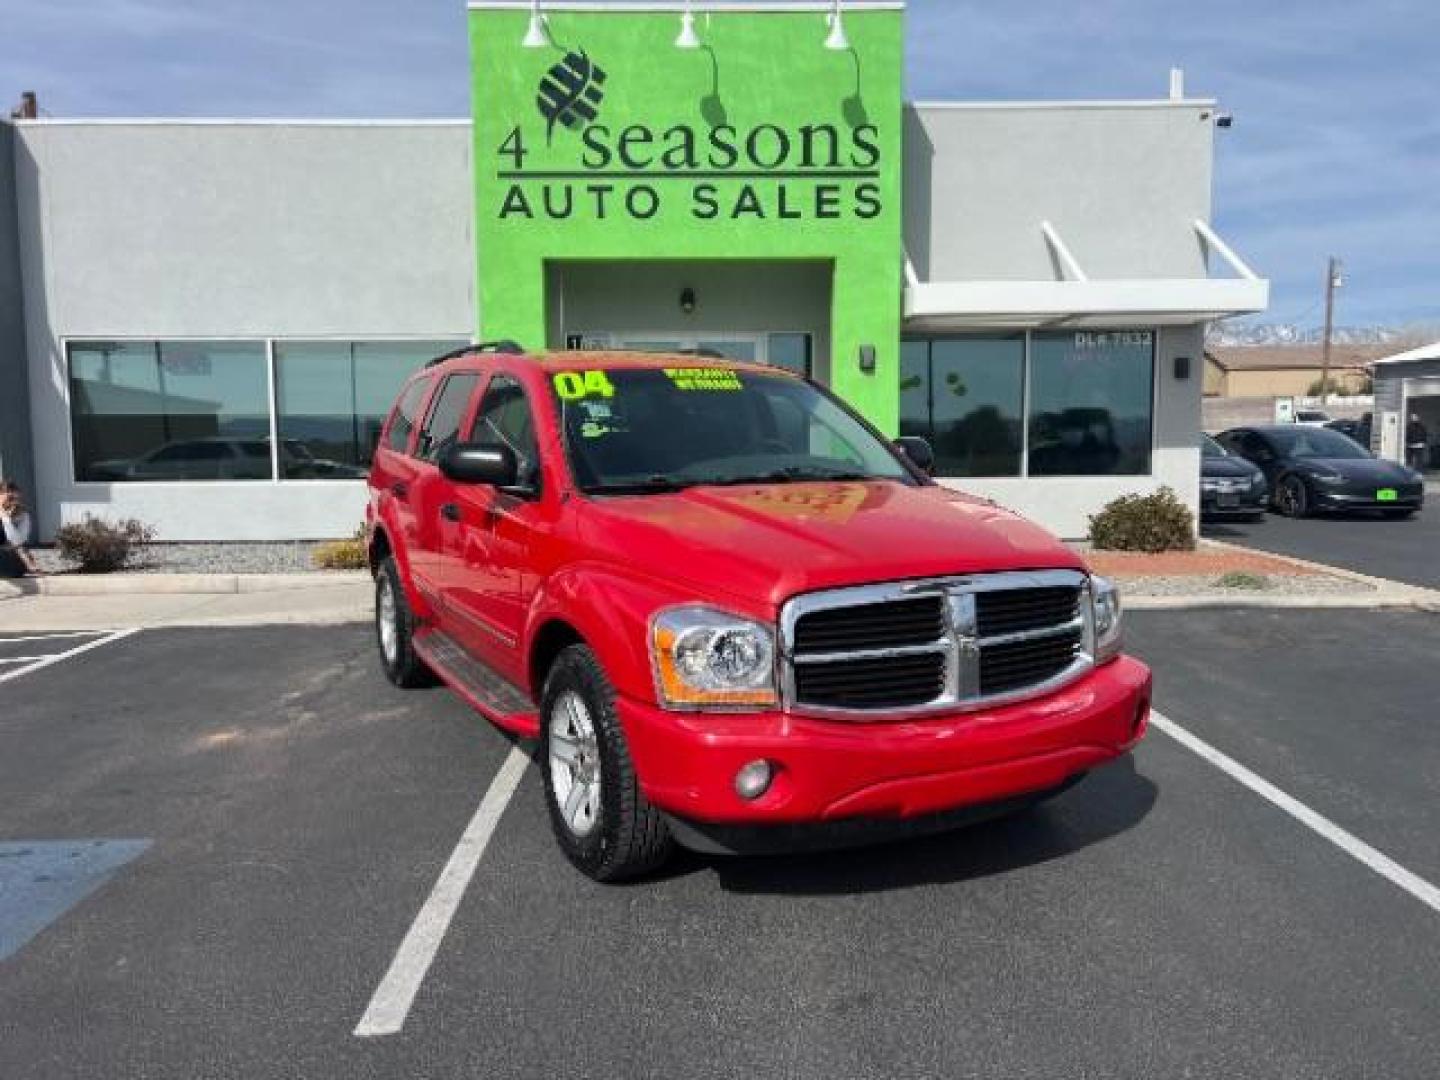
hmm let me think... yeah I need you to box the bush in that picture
[1088,488,1195,553]
[1216,570,1270,590]
[312,525,368,571]
[54,515,155,573]
[312,539,368,570]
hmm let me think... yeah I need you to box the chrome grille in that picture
[781,570,1093,717]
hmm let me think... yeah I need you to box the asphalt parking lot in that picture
[3,615,1439,1079]
[1205,496,1439,589]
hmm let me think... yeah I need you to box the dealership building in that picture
[0,1,1267,542]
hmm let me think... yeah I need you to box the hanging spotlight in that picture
[676,0,702,49]
[824,0,850,50]
[522,0,552,48]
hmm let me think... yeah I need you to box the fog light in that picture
[734,759,774,801]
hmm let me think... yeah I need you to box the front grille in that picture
[976,587,1079,637]
[792,596,945,654]
[794,653,947,709]
[782,571,1091,716]
[980,627,1083,696]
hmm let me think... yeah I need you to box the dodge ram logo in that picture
[537,50,607,144]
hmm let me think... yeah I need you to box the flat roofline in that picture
[9,118,471,127]
[468,2,903,10]
[910,98,1218,111]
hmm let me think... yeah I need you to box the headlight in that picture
[1089,576,1123,665]
[651,605,777,710]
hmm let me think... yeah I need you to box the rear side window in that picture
[385,378,433,454]
[417,373,481,462]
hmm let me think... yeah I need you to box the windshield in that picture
[550,366,914,493]
[1269,427,1371,460]
[1201,435,1226,457]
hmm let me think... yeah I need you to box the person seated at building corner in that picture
[1,481,43,578]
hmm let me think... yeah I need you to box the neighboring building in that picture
[1204,345,1386,398]
[1370,340,1440,470]
[0,1,1267,542]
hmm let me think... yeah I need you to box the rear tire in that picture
[375,556,434,688]
[541,644,673,882]
[1276,475,1311,518]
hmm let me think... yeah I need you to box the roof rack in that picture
[425,340,526,367]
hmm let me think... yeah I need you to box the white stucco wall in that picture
[14,120,475,540]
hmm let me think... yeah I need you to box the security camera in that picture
[1215,112,1234,128]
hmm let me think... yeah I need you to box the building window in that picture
[766,333,813,377]
[275,340,464,478]
[901,330,1155,478]
[1028,331,1154,476]
[69,341,270,482]
[69,338,464,483]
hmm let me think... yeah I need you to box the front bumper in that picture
[1200,487,1267,517]
[1312,483,1424,512]
[618,655,1151,827]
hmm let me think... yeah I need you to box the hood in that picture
[1293,457,1415,482]
[577,480,1084,609]
[1202,455,1261,480]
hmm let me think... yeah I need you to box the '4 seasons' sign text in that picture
[493,50,882,223]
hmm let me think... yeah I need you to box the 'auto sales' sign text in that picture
[494,49,883,224]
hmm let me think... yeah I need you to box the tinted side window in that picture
[418,374,481,462]
[471,376,539,480]
[386,378,433,454]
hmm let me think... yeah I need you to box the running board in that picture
[414,629,540,739]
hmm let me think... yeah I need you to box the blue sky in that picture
[4,0,1436,329]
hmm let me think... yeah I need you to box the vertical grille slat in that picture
[784,573,1091,716]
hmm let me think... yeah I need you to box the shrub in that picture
[1216,570,1270,590]
[312,539,368,570]
[312,525,368,571]
[53,515,155,573]
[1088,488,1196,553]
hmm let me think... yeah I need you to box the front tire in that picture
[1276,475,1311,518]
[541,645,673,882]
[375,556,434,688]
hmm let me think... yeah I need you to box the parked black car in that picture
[1200,434,1267,521]
[1217,425,1425,519]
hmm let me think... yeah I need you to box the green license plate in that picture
[1377,488,1398,502]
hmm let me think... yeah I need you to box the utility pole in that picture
[1319,256,1342,404]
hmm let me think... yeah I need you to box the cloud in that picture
[3,0,1435,325]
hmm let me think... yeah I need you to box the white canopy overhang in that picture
[903,220,1269,330]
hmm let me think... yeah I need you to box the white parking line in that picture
[354,744,531,1038]
[0,631,112,644]
[0,628,141,686]
[0,657,50,665]
[1152,709,1440,917]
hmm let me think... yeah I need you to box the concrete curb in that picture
[0,571,368,600]
[1127,592,1440,612]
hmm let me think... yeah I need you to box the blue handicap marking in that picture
[0,839,151,961]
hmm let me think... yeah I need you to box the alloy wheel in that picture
[549,690,602,838]
[377,574,399,664]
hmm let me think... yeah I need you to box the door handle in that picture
[440,503,462,522]
[390,481,409,499]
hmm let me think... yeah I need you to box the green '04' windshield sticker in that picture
[552,370,616,401]
[664,367,742,391]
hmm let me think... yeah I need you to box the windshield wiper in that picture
[584,474,697,495]
[705,466,877,486]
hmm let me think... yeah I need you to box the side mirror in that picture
[439,442,518,487]
[894,436,935,475]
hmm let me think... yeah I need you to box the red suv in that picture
[367,344,1151,881]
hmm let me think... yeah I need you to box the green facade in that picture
[469,4,905,431]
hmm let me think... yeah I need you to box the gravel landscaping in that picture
[33,542,333,576]
[1116,572,1374,598]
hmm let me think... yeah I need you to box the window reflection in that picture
[69,341,271,482]
[1028,331,1153,476]
[899,337,1024,477]
[276,340,465,479]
